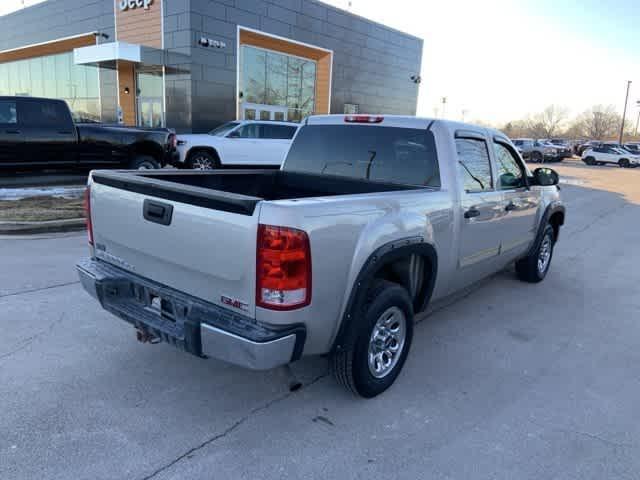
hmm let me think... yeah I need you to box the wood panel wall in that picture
[115,0,162,48]
[239,29,332,115]
[117,61,136,125]
[0,34,96,63]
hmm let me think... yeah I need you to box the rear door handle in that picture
[143,199,173,226]
[464,208,481,219]
[505,202,517,212]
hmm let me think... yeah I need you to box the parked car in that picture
[176,120,299,169]
[512,138,565,162]
[77,114,565,398]
[575,140,601,156]
[0,96,178,170]
[582,144,640,167]
[624,143,640,154]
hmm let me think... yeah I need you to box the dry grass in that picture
[0,196,84,222]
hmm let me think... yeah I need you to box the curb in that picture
[0,218,86,235]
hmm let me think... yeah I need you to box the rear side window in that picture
[235,123,260,138]
[21,100,71,128]
[455,138,493,192]
[284,125,440,187]
[0,100,17,124]
[261,124,297,139]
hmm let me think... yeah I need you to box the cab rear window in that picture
[283,125,440,187]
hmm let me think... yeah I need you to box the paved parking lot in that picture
[1,160,639,480]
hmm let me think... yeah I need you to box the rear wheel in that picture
[515,224,555,283]
[619,158,631,168]
[187,150,219,170]
[531,151,543,163]
[330,280,414,398]
[129,155,160,170]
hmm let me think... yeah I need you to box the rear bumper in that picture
[77,258,305,370]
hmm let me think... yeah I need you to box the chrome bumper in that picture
[77,258,305,370]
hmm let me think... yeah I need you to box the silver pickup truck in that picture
[77,115,565,398]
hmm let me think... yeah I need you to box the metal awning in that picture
[73,41,189,69]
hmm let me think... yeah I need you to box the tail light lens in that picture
[84,186,93,245]
[256,224,311,310]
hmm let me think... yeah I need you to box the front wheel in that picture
[583,156,596,166]
[330,280,414,398]
[515,224,555,283]
[129,155,160,170]
[531,151,543,163]
[187,150,219,170]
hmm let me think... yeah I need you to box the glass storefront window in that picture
[240,45,317,122]
[0,51,103,122]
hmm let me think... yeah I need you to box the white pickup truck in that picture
[78,115,565,397]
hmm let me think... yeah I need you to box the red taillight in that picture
[345,115,384,123]
[256,224,311,310]
[84,186,93,245]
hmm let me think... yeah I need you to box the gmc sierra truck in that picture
[77,115,565,398]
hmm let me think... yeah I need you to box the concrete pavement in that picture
[1,163,639,480]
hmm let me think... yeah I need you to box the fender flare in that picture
[526,203,565,257]
[331,238,438,353]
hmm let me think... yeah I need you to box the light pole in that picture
[441,97,447,119]
[619,80,631,144]
[635,100,640,138]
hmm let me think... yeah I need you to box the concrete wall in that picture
[172,0,423,132]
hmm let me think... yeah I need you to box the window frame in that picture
[454,131,495,194]
[492,139,529,191]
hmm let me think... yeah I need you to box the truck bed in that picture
[91,169,421,215]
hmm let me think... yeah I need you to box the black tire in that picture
[583,156,596,166]
[531,151,543,163]
[129,155,160,170]
[515,224,555,283]
[619,158,630,168]
[330,280,414,398]
[187,150,219,170]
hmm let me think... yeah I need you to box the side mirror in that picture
[533,167,559,186]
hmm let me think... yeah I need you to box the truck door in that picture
[20,99,77,167]
[491,139,540,262]
[454,132,505,286]
[0,99,23,166]
[222,123,261,165]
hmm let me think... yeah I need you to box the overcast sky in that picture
[2,0,639,124]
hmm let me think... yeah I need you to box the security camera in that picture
[410,75,421,84]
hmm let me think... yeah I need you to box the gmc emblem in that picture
[220,295,249,312]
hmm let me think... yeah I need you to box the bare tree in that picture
[525,105,569,138]
[575,105,620,140]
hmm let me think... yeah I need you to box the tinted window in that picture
[21,100,71,128]
[0,100,17,124]
[513,140,523,146]
[455,138,493,192]
[235,123,260,138]
[261,124,296,139]
[284,125,440,187]
[494,142,525,189]
[210,122,239,136]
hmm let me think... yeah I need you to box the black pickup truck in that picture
[0,96,178,170]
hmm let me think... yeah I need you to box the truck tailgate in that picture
[89,179,260,316]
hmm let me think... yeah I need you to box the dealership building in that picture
[0,0,423,132]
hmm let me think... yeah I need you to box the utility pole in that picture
[619,80,631,144]
[635,100,640,138]
[441,97,447,119]
[461,109,468,122]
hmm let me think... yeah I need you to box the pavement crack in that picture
[0,313,64,361]
[0,280,80,299]
[527,419,634,449]
[139,373,328,480]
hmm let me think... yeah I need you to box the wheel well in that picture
[549,211,564,240]
[373,253,434,313]
[186,147,220,164]
[131,141,163,161]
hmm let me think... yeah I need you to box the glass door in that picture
[136,68,164,127]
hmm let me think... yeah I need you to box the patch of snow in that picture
[0,186,85,201]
